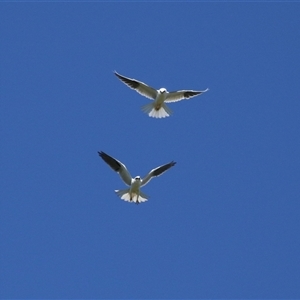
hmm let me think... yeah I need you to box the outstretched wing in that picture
[165,88,209,103]
[141,161,176,187]
[98,151,132,186]
[114,71,157,100]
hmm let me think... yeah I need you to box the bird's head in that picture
[159,88,167,94]
[134,176,141,181]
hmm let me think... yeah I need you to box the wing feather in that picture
[98,151,132,186]
[165,88,209,103]
[141,161,176,187]
[114,71,157,100]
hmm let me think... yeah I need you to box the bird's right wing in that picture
[165,89,209,103]
[114,71,157,100]
[141,161,176,187]
[98,151,132,186]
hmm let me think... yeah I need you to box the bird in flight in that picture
[98,151,176,204]
[114,71,209,118]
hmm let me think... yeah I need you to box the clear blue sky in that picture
[1,2,300,299]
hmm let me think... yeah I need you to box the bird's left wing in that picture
[165,88,209,103]
[114,71,157,100]
[98,151,132,186]
[141,161,176,187]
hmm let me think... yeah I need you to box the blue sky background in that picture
[1,2,300,299]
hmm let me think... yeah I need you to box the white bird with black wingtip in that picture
[98,151,176,204]
[114,71,209,118]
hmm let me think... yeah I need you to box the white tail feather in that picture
[115,189,148,204]
[141,102,172,118]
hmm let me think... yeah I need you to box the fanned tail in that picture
[115,189,148,204]
[141,102,172,118]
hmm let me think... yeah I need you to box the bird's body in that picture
[128,176,142,201]
[152,88,167,112]
[98,151,176,204]
[114,71,208,118]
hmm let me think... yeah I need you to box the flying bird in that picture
[98,151,176,204]
[114,71,209,118]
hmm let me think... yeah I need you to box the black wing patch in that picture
[153,161,176,177]
[183,91,202,98]
[98,151,121,172]
[114,72,140,89]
